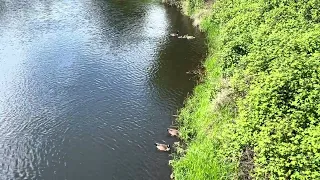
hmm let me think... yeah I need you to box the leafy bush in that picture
[173,0,320,179]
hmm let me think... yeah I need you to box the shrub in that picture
[173,0,320,179]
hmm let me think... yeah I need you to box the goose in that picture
[170,31,179,37]
[167,128,179,137]
[154,143,170,151]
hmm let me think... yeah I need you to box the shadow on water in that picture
[90,0,148,31]
[149,6,207,104]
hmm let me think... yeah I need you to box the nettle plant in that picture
[211,0,320,179]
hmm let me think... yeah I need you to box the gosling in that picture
[186,35,195,39]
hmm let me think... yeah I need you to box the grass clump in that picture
[171,0,320,179]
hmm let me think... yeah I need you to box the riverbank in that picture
[168,0,320,179]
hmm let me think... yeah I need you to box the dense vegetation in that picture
[171,0,320,179]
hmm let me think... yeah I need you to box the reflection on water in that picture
[0,0,206,179]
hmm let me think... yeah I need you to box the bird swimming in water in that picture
[167,128,179,137]
[154,143,170,151]
[170,30,179,37]
[186,35,195,39]
[177,34,195,39]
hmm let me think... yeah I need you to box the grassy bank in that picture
[171,0,320,179]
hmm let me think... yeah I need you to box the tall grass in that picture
[171,20,239,179]
[172,0,320,179]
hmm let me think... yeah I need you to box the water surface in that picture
[0,0,206,179]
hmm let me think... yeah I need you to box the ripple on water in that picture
[0,1,206,180]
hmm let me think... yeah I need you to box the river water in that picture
[0,0,206,179]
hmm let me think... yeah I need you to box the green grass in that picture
[171,0,320,179]
[171,59,238,179]
[171,20,239,179]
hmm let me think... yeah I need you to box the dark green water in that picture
[0,0,206,179]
